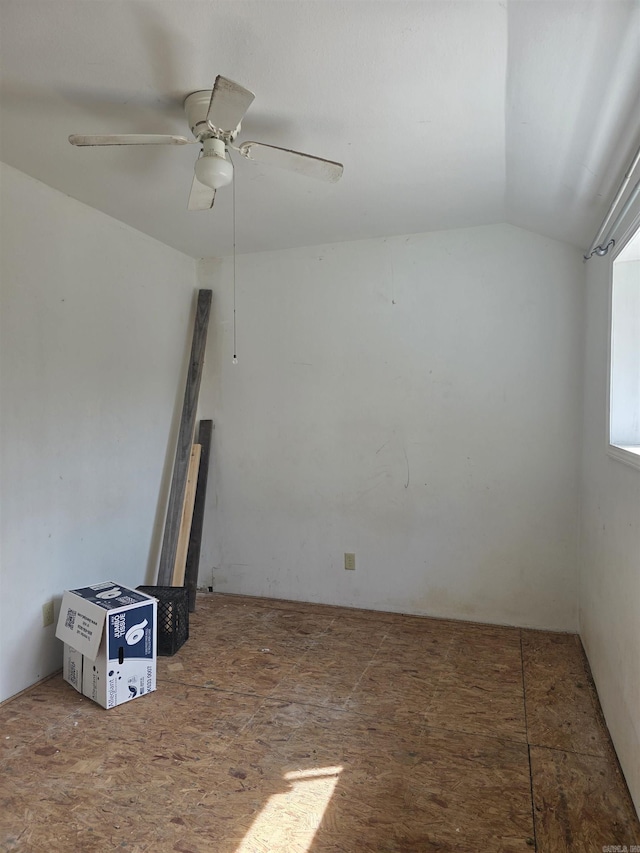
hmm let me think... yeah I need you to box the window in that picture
[609,219,640,469]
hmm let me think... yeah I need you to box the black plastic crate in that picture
[137,586,189,656]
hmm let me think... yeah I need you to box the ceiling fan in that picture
[69,75,344,210]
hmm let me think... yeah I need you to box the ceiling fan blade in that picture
[238,142,343,183]
[69,134,192,146]
[187,174,216,211]
[206,76,255,133]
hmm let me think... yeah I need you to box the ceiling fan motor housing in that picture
[184,90,240,142]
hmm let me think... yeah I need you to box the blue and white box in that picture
[55,582,157,709]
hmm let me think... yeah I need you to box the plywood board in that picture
[2,598,638,851]
[171,443,201,587]
[522,629,611,756]
[530,745,640,851]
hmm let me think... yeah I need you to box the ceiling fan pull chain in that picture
[231,150,238,365]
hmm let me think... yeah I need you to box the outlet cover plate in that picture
[344,552,356,571]
[42,600,55,627]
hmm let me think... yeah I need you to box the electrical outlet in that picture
[42,600,55,627]
[344,552,356,571]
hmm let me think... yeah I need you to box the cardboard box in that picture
[56,582,157,709]
[62,644,84,694]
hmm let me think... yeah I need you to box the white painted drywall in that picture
[0,163,196,702]
[580,243,640,813]
[197,223,584,631]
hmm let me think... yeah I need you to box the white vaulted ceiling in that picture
[1,0,639,258]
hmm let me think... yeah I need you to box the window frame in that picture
[607,204,640,471]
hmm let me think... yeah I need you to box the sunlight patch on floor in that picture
[235,766,343,853]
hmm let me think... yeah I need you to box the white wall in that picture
[580,243,640,813]
[0,163,196,702]
[198,223,584,631]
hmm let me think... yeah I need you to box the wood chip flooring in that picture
[1,593,638,852]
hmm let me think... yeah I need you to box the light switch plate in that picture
[42,600,55,627]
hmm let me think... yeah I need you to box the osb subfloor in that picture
[1,594,638,852]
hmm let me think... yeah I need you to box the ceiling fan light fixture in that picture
[195,137,233,189]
